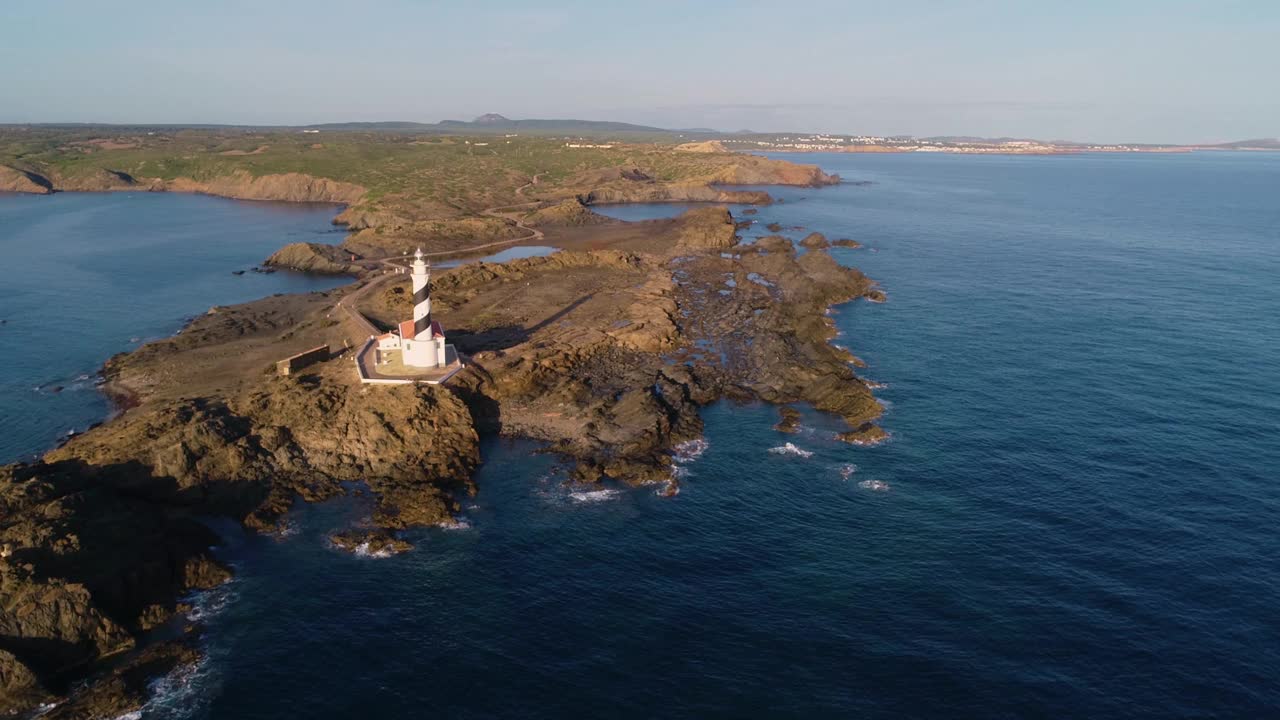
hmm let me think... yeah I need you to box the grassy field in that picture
[0,126,832,257]
[0,127,784,212]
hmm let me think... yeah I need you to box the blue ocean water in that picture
[0,192,348,462]
[6,154,1280,718]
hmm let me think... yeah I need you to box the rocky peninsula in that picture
[0,129,881,717]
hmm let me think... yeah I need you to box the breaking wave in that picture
[185,578,238,624]
[134,581,239,720]
[839,464,858,480]
[768,442,814,458]
[139,654,217,720]
[858,479,891,492]
[569,488,622,504]
[353,542,396,559]
[673,438,709,463]
[271,519,299,539]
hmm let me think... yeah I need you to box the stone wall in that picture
[276,345,330,376]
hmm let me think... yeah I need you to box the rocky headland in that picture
[0,133,876,717]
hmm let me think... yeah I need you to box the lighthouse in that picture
[362,248,462,383]
[411,247,432,339]
[372,247,451,368]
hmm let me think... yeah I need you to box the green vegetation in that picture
[0,126,781,216]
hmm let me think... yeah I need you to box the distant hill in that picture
[436,114,672,134]
[1207,138,1280,150]
[300,114,682,138]
[303,121,437,131]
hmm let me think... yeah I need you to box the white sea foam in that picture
[441,518,472,531]
[353,541,396,558]
[271,519,299,539]
[569,488,621,504]
[858,479,891,492]
[185,579,238,624]
[656,481,681,497]
[672,438,709,463]
[769,442,814,458]
[843,432,892,447]
[839,464,858,480]
[139,586,232,720]
[140,655,215,720]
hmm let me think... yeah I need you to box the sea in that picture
[2,152,1279,718]
[0,192,349,462]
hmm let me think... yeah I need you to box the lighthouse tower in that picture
[394,247,448,368]
[411,247,432,339]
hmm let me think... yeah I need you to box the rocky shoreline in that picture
[0,159,877,717]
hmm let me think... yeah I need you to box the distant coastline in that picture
[715,137,1280,156]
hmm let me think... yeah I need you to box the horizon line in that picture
[1,118,1275,149]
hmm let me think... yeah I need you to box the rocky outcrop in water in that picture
[0,165,54,194]
[151,172,364,204]
[264,242,361,274]
[0,166,365,205]
[709,161,839,187]
[431,207,884,486]
[579,182,772,206]
[800,232,830,249]
[774,407,802,433]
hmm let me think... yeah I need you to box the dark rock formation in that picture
[579,183,772,206]
[800,232,830,249]
[521,199,614,227]
[264,242,361,275]
[774,407,802,433]
[1,349,479,715]
[329,531,413,557]
[0,166,54,194]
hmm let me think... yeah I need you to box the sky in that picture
[2,0,1277,143]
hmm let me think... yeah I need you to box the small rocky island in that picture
[0,128,884,717]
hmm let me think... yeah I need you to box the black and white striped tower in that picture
[411,248,432,339]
